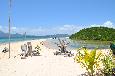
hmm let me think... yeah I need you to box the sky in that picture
[0,0,115,35]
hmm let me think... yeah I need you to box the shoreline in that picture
[70,39,113,44]
[0,38,47,60]
[0,38,112,76]
[0,38,49,45]
[0,38,87,76]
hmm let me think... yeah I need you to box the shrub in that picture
[102,51,115,75]
[74,48,102,76]
[74,48,115,76]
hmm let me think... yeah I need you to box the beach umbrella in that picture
[8,0,12,58]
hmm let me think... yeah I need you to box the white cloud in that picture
[9,26,48,35]
[91,24,101,27]
[51,24,85,35]
[91,21,114,28]
[26,27,48,35]
[0,26,17,33]
[59,25,77,31]
[0,25,2,29]
[0,21,114,35]
[0,26,2,31]
[11,27,17,30]
[103,21,113,27]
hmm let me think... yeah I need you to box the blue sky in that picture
[0,0,115,35]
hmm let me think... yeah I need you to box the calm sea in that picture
[45,38,110,49]
[0,37,110,49]
[0,37,48,44]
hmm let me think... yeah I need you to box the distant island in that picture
[0,31,69,39]
[69,27,115,41]
[0,31,23,38]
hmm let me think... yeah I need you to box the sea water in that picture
[0,37,47,44]
[46,38,110,49]
[0,37,110,49]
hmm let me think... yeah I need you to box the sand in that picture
[1,39,110,76]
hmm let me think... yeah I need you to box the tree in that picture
[70,27,115,41]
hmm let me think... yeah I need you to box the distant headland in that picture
[70,27,115,41]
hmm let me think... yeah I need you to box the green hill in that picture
[70,27,115,41]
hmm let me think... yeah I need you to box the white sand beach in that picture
[0,39,111,76]
[0,39,87,76]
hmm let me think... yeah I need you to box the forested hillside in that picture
[70,27,115,41]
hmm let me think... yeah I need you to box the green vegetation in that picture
[102,53,115,75]
[74,48,115,76]
[74,48,102,76]
[70,27,115,41]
